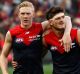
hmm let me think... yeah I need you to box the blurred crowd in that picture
[0,0,80,62]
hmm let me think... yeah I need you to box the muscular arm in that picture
[64,16,72,35]
[60,16,72,52]
[0,31,12,74]
[42,16,72,52]
[41,16,72,32]
[41,21,49,31]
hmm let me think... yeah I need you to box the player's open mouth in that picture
[23,20,29,23]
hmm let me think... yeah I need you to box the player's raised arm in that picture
[0,31,12,74]
[59,16,72,52]
[41,20,50,31]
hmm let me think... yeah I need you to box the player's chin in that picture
[57,27,65,31]
[58,25,65,29]
[23,23,30,26]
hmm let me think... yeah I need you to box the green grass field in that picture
[0,64,53,74]
[43,64,53,74]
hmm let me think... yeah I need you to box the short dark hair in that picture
[46,6,64,20]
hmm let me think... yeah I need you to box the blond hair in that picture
[16,1,35,13]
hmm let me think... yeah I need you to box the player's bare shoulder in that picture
[42,29,51,37]
[5,31,12,42]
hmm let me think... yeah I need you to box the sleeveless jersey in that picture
[9,22,44,74]
[44,29,80,74]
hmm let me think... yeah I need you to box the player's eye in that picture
[21,13,25,15]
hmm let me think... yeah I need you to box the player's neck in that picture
[52,27,64,38]
[20,23,32,30]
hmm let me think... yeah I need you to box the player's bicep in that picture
[1,31,12,57]
[77,29,80,46]
[41,21,49,31]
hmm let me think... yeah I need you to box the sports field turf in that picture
[0,64,53,74]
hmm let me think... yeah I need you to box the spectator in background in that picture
[0,9,12,34]
[71,0,80,28]
[0,32,4,53]
[71,0,78,17]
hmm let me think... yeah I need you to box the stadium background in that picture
[0,0,80,74]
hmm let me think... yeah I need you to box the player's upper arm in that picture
[77,29,80,46]
[41,21,49,31]
[64,16,72,34]
[1,31,12,57]
[42,29,51,47]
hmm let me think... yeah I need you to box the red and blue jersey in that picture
[9,22,44,74]
[44,29,80,74]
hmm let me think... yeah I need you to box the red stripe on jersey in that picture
[9,22,43,45]
[44,28,77,54]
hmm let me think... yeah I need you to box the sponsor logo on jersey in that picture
[28,35,41,41]
[50,43,76,51]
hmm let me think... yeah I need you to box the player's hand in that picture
[12,60,18,70]
[3,72,9,74]
[3,73,8,74]
[59,33,72,53]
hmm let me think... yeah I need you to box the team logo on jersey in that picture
[15,38,23,43]
[50,46,57,51]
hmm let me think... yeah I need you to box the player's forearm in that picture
[64,16,72,34]
[0,55,8,74]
